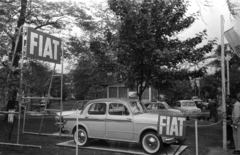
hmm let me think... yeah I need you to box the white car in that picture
[55,98,180,154]
[143,101,184,116]
[173,100,202,119]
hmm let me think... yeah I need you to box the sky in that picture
[179,0,240,45]
[177,0,240,73]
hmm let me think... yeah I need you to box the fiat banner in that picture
[26,27,61,64]
[158,115,186,138]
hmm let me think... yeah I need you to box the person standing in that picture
[232,93,240,154]
[207,97,218,122]
[226,95,234,149]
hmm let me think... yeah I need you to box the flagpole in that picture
[221,15,227,151]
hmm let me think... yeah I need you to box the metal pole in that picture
[195,120,198,155]
[226,53,232,96]
[227,59,230,96]
[221,15,227,150]
[60,45,64,136]
[76,115,78,155]
[17,26,24,144]
[198,79,200,97]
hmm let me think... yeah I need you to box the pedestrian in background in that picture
[207,97,218,122]
[226,95,234,149]
[232,93,240,154]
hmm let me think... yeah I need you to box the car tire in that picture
[141,132,162,154]
[73,127,89,146]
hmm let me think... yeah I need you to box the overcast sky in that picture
[179,0,240,45]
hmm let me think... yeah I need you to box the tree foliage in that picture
[108,0,216,100]
[0,0,97,103]
[66,2,120,99]
[22,60,51,96]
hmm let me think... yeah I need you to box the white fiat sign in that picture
[158,115,186,138]
[26,27,61,64]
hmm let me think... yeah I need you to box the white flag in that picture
[224,28,240,58]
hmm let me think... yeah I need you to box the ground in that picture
[0,100,236,155]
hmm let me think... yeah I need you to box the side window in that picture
[157,103,165,109]
[177,102,181,107]
[108,103,130,116]
[88,103,106,115]
[152,103,158,109]
[145,103,151,110]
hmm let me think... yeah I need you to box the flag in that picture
[224,28,240,58]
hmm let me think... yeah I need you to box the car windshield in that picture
[128,101,145,114]
[163,102,170,109]
[74,100,90,110]
[182,102,196,106]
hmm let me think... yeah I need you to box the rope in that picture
[1,110,231,127]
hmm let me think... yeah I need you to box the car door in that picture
[175,101,182,110]
[84,102,106,138]
[106,102,134,140]
[154,103,169,115]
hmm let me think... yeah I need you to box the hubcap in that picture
[78,131,86,143]
[145,136,158,150]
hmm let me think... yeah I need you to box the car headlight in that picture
[176,112,184,116]
[55,115,63,122]
[181,110,187,113]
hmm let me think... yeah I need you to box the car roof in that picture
[192,99,202,101]
[142,101,166,104]
[177,100,194,102]
[92,98,138,102]
[85,98,139,106]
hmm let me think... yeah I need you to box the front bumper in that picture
[55,115,68,133]
[184,112,202,118]
[162,137,177,144]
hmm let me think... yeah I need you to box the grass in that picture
[0,100,235,155]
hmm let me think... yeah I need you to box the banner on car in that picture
[26,27,61,64]
[158,115,186,138]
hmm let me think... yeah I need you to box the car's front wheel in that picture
[73,127,89,146]
[141,132,162,154]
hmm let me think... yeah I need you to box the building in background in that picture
[103,81,159,102]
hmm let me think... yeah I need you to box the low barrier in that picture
[0,101,41,149]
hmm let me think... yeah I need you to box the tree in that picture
[66,2,121,99]
[0,0,96,103]
[22,60,51,96]
[108,0,216,100]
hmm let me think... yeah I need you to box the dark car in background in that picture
[192,99,209,110]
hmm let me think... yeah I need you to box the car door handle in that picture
[126,118,132,121]
[85,116,89,119]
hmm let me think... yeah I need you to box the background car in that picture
[173,100,202,119]
[59,98,180,154]
[143,101,184,116]
[55,100,89,132]
[192,99,208,110]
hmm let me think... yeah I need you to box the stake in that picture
[221,15,227,150]
[195,120,198,155]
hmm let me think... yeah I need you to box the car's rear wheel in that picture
[73,127,89,146]
[141,132,162,154]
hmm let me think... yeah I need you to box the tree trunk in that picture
[8,0,27,100]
